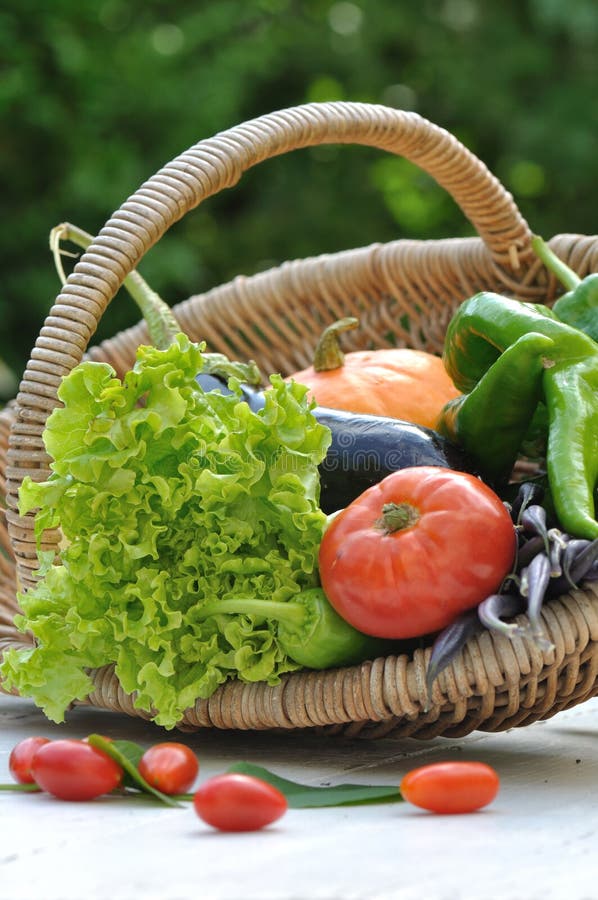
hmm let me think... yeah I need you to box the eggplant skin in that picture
[315,407,476,513]
[196,373,477,514]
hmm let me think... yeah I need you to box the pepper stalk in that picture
[191,587,394,670]
[532,234,598,342]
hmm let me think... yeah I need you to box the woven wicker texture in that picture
[2,102,598,738]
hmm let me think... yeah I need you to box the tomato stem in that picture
[378,502,420,533]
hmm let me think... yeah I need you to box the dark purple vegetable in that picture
[547,530,569,577]
[424,609,482,706]
[520,504,550,553]
[519,553,553,650]
[584,560,598,581]
[548,539,598,596]
[510,481,545,524]
[516,534,546,570]
[477,593,526,639]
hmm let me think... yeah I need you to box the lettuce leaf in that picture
[1,334,331,728]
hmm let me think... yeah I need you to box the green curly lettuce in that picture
[0,334,331,728]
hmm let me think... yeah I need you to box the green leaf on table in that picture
[226,761,402,808]
[109,739,145,789]
[87,734,181,807]
[0,782,41,792]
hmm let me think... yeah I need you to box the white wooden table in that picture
[1,691,597,900]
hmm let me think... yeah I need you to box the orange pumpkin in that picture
[290,318,461,430]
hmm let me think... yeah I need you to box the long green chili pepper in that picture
[543,359,598,540]
[437,291,598,540]
[438,332,554,482]
[190,588,394,670]
[532,235,598,341]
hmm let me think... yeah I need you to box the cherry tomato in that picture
[400,761,500,814]
[30,739,123,801]
[319,466,516,638]
[138,742,199,795]
[9,736,51,785]
[193,773,288,832]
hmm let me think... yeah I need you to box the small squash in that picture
[290,318,460,429]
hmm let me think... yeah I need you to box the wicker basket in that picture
[2,102,598,739]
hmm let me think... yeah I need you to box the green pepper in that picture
[438,331,554,482]
[191,588,393,670]
[532,234,598,342]
[437,291,598,540]
[543,358,598,541]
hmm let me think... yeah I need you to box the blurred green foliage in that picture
[1,0,597,397]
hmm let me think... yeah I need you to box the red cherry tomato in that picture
[9,736,51,785]
[30,739,123,801]
[193,774,288,832]
[138,742,199,795]
[319,466,516,638]
[400,761,500,814]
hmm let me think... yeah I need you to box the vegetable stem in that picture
[50,222,180,350]
[531,234,581,292]
[193,589,393,670]
[196,596,306,627]
[378,502,420,533]
[313,317,359,371]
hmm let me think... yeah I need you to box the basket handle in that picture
[7,101,533,579]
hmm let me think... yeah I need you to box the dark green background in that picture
[2,0,597,398]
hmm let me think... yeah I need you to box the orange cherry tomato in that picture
[400,761,500,814]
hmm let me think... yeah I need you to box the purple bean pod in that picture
[424,608,482,708]
[515,534,546,570]
[477,593,526,639]
[553,539,598,594]
[567,539,598,585]
[516,553,554,651]
[510,482,545,525]
[520,504,550,554]
[547,539,595,595]
[583,560,598,582]
[546,528,570,578]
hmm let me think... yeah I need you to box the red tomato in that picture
[30,739,123,801]
[400,761,500,814]
[9,736,51,786]
[319,466,516,638]
[193,774,288,832]
[138,742,199,795]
